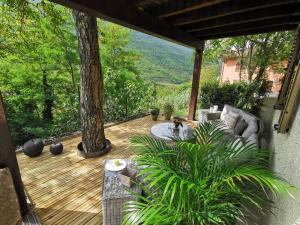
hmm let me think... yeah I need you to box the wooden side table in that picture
[102,160,142,225]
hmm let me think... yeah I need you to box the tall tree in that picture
[73,10,107,154]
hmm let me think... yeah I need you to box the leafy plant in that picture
[123,122,295,225]
[0,1,157,145]
[198,81,261,114]
[163,102,174,114]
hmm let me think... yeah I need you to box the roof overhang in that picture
[51,0,300,48]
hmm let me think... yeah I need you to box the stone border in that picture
[77,139,112,158]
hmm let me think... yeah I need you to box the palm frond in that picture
[124,122,296,225]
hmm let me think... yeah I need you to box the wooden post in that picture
[188,44,204,120]
[0,92,28,215]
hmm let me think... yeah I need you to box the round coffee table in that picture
[150,122,193,141]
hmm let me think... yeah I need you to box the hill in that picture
[128,31,194,84]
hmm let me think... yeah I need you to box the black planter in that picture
[50,143,63,155]
[77,139,112,158]
[23,139,44,157]
[151,114,159,121]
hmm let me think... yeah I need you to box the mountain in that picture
[128,31,194,84]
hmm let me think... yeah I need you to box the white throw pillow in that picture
[220,106,228,120]
[223,112,240,129]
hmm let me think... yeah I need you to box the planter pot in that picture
[77,139,112,158]
[151,114,159,121]
[23,139,44,157]
[164,112,172,120]
[50,143,63,155]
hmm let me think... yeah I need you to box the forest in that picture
[0,0,295,145]
[0,1,159,145]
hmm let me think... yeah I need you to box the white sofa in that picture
[199,104,264,147]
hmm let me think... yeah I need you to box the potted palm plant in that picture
[123,122,295,225]
[163,102,174,120]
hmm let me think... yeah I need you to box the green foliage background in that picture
[129,31,194,84]
[0,0,293,146]
[0,2,158,145]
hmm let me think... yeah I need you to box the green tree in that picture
[0,1,80,144]
[98,21,155,121]
[0,0,156,145]
[204,32,294,82]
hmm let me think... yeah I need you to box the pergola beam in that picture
[196,24,298,40]
[190,17,300,37]
[181,4,300,32]
[51,0,203,49]
[172,0,296,26]
[128,0,159,7]
[155,0,227,19]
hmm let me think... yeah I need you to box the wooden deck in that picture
[17,116,192,225]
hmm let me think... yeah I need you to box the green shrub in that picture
[198,81,261,114]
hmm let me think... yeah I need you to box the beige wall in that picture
[220,57,284,92]
[220,58,244,83]
[261,97,300,225]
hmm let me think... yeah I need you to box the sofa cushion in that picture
[242,119,258,139]
[224,128,235,136]
[223,111,240,129]
[246,133,259,147]
[234,119,248,135]
[220,105,229,120]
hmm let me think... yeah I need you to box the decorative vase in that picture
[213,105,218,112]
[23,139,44,157]
[50,142,63,155]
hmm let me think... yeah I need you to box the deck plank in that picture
[17,116,194,224]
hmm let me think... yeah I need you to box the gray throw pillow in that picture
[242,119,258,139]
[234,119,248,135]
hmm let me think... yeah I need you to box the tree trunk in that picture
[73,10,106,153]
[42,71,54,122]
[255,34,271,82]
[239,39,246,81]
[247,41,254,82]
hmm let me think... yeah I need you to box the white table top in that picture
[150,122,193,141]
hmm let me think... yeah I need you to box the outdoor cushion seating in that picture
[199,104,264,147]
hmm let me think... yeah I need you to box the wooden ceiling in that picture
[52,0,300,48]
